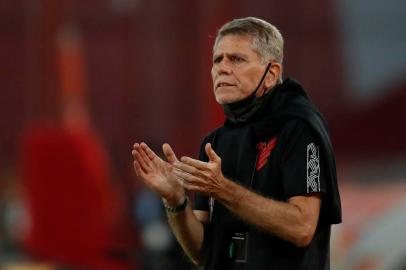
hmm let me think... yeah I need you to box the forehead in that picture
[213,34,257,56]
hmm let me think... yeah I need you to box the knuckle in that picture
[208,171,215,179]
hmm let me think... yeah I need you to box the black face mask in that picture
[222,63,272,123]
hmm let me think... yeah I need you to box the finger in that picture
[132,147,143,158]
[173,161,203,176]
[133,160,139,176]
[140,142,158,161]
[162,143,178,163]
[180,156,208,170]
[133,143,142,156]
[139,147,154,169]
[182,181,204,193]
[131,149,137,159]
[134,148,152,172]
[173,168,207,186]
[172,169,185,186]
[172,168,191,181]
[133,159,148,178]
[205,143,220,162]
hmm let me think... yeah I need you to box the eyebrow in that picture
[212,52,249,61]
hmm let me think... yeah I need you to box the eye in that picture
[230,55,245,63]
[213,56,223,64]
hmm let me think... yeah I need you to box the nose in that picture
[216,59,232,75]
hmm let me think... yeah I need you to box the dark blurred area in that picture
[0,0,405,269]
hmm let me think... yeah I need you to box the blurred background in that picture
[0,0,405,269]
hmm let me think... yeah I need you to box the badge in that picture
[228,232,248,263]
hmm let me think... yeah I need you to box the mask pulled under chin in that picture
[222,62,273,124]
[222,89,271,124]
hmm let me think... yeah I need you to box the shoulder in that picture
[280,119,318,143]
[277,119,321,158]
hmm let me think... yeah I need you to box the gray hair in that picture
[214,17,284,65]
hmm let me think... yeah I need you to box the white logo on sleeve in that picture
[307,143,320,193]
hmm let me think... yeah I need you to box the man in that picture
[132,17,341,269]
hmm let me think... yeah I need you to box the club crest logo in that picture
[256,137,277,171]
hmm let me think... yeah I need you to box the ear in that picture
[264,63,282,89]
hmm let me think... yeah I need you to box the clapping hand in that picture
[173,143,226,196]
[132,142,185,206]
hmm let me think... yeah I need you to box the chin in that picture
[215,93,242,105]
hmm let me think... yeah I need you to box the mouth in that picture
[216,82,236,89]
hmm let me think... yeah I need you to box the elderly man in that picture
[132,17,341,270]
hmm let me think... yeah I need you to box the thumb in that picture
[205,143,220,162]
[162,143,178,163]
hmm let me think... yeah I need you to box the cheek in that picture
[211,67,216,85]
[234,77,250,94]
[241,73,259,92]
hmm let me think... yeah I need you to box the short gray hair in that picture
[214,17,284,65]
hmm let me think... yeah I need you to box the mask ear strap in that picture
[252,62,272,97]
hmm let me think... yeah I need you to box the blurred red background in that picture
[1,0,405,269]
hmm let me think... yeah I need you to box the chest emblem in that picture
[256,137,277,171]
